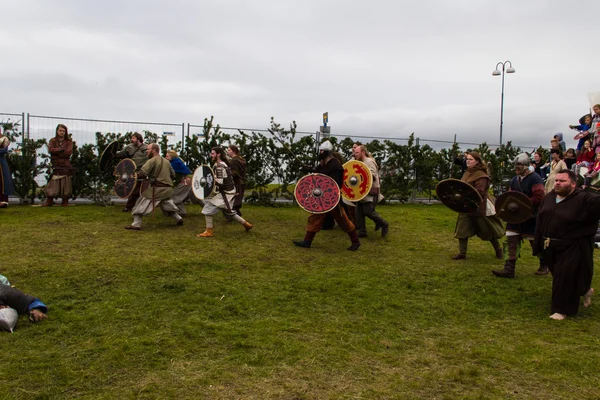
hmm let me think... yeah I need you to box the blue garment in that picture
[0,145,15,196]
[169,157,191,175]
[27,300,48,314]
[575,124,592,151]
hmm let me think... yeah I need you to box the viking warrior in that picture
[166,150,198,216]
[352,144,389,237]
[114,132,149,212]
[451,151,504,260]
[125,143,183,230]
[0,127,14,208]
[492,153,547,278]
[226,144,247,217]
[293,140,361,251]
[196,147,253,237]
[43,124,73,207]
[533,169,597,320]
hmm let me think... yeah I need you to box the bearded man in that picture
[114,132,149,212]
[125,143,183,230]
[197,147,253,237]
[533,169,599,320]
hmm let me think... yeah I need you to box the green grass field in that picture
[1,203,599,399]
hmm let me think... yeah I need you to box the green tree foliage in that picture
[3,115,525,205]
[2,119,48,203]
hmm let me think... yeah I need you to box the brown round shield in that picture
[342,160,373,202]
[113,159,137,199]
[435,179,482,213]
[294,173,340,214]
[99,140,119,173]
[495,191,533,223]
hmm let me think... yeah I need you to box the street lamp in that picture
[492,61,515,145]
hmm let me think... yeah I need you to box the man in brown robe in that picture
[533,169,598,320]
[125,143,183,230]
[226,144,247,217]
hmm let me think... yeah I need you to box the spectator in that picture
[553,133,566,152]
[570,114,592,153]
[564,148,577,170]
[574,140,595,177]
[583,152,600,189]
[531,151,546,180]
[545,148,567,193]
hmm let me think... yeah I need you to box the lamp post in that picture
[492,61,515,145]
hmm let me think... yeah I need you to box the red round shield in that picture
[294,173,340,214]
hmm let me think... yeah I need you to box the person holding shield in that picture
[352,144,389,237]
[125,143,183,230]
[196,147,253,237]
[114,132,148,212]
[451,151,504,260]
[292,140,361,251]
[492,153,547,278]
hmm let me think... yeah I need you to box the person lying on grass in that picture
[0,283,48,323]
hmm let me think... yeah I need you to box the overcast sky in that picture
[1,0,598,148]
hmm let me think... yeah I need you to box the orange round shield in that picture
[341,160,373,202]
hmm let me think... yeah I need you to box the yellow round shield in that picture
[342,160,373,202]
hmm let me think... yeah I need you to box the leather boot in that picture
[61,198,69,207]
[42,198,53,207]
[492,260,516,278]
[196,228,214,237]
[535,262,549,275]
[243,221,253,231]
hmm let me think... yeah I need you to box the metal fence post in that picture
[26,113,29,140]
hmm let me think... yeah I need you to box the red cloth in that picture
[577,149,595,164]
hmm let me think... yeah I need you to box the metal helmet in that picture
[513,153,531,166]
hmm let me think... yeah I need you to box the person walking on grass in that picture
[492,153,547,278]
[352,144,389,238]
[533,169,597,320]
[197,147,253,237]
[292,140,361,251]
[451,151,504,260]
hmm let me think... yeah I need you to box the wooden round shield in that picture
[294,173,340,214]
[192,165,216,200]
[99,140,119,173]
[436,178,482,213]
[341,160,373,202]
[113,159,138,199]
[495,191,533,224]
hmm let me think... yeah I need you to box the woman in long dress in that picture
[452,151,505,260]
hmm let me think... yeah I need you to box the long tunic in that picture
[202,161,235,213]
[454,170,505,240]
[46,137,73,198]
[533,189,600,316]
[140,156,175,201]
[0,137,15,196]
[230,155,247,209]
